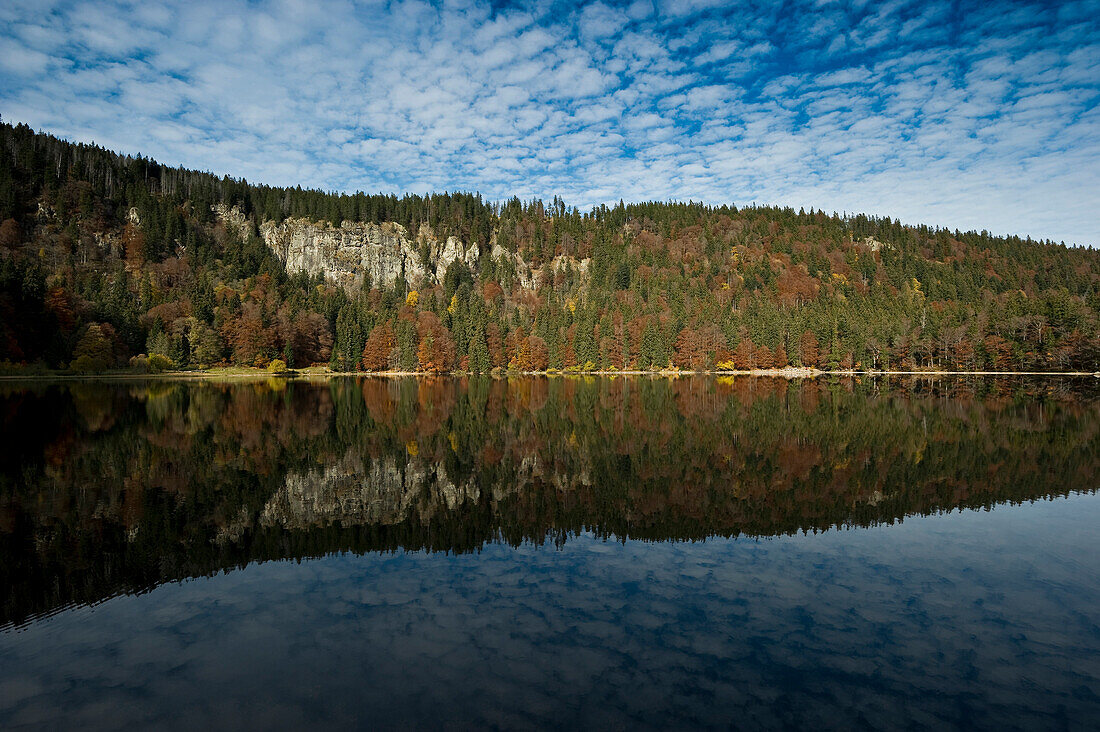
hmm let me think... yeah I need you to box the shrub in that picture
[129,355,150,373]
[70,355,107,373]
[147,353,176,373]
[0,360,48,375]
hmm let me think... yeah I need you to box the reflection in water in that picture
[1,376,1099,729]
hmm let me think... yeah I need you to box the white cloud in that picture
[0,0,1096,245]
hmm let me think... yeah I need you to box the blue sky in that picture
[0,0,1098,245]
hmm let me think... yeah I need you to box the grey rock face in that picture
[215,206,589,293]
[212,204,250,243]
[260,217,428,291]
[256,216,487,291]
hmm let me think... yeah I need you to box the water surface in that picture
[1,376,1098,729]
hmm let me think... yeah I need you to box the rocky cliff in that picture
[216,206,588,292]
[259,218,481,290]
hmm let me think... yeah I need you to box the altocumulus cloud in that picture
[0,0,1097,244]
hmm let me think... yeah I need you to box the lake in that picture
[1,376,1098,729]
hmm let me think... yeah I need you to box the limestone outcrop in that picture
[214,206,589,293]
[260,217,427,290]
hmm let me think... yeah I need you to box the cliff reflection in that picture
[1,375,1097,627]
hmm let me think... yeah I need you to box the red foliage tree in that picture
[673,328,706,369]
[417,312,455,373]
[486,323,505,368]
[121,222,145,268]
[526,335,550,370]
[799,330,819,367]
[0,219,21,249]
[45,287,77,333]
[222,300,277,365]
[289,311,333,365]
[562,324,578,368]
[482,281,504,302]
[774,344,789,368]
[952,337,975,370]
[361,321,395,371]
[733,338,755,370]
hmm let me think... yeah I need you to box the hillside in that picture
[1,119,1099,374]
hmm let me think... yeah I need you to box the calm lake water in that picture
[1,376,1098,730]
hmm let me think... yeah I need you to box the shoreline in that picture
[1,367,1098,382]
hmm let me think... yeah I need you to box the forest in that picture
[2,118,1100,374]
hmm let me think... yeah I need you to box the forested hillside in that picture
[2,119,1099,373]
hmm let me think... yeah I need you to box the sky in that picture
[0,0,1098,246]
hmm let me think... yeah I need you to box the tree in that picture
[774,344,789,368]
[865,338,884,370]
[799,330,819,368]
[755,344,774,369]
[417,312,455,373]
[673,328,706,369]
[70,323,116,372]
[486,322,505,368]
[290,311,334,365]
[733,338,755,370]
[395,316,418,370]
[505,326,526,368]
[982,334,1013,370]
[121,222,145,268]
[222,300,277,366]
[526,335,550,370]
[562,326,578,369]
[641,320,664,368]
[189,321,224,366]
[468,333,491,372]
[362,322,395,371]
[952,336,975,370]
[0,218,20,248]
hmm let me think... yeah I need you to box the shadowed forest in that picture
[2,120,1100,374]
[2,375,1097,627]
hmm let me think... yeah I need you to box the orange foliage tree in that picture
[799,330,819,367]
[362,321,395,371]
[417,312,455,373]
[733,338,755,370]
[755,344,774,369]
[673,328,706,369]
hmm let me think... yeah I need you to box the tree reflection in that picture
[1,375,1097,627]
